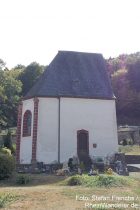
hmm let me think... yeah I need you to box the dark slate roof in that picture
[24,51,115,99]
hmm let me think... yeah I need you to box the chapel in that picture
[16,51,118,164]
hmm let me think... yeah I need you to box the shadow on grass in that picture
[0,173,68,187]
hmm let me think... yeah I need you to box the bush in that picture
[11,143,16,155]
[16,174,31,185]
[3,130,12,150]
[67,176,82,186]
[93,175,129,187]
[0,147,11,156]
[0,193,18,208]
[0,153,15,180]
[65,174,130,188]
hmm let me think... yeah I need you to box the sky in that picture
[0,0,140,68]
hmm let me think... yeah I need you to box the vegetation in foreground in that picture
[0,193,18,208]
[63,174,131,188]
[0,173,139,210]
[0,148,15,180]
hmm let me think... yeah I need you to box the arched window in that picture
[23,110,32,137]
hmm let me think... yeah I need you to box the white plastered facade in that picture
[20,97,118,164]
[20,98,34,164]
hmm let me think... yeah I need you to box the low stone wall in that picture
[125,155,140,164]
[16,163,63,173]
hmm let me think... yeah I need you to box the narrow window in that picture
[23,110,32,137]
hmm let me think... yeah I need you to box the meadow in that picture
[0,172,140,210]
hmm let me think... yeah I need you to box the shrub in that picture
[0,147,11,156]
[0,153,15,180]
[97,175,115,187]
[66,174,130,188]
[11,143,16,155]
[0,193,18,208]
[3,130,12,150]
[67,176,82,186]
[96,175,129,187]
[16,174,31,185]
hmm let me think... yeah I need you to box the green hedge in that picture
[0,153,15,180]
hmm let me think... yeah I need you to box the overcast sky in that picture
[0,0,140,68]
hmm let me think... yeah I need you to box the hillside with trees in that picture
[106,52,140,125]
[1,52,140,129]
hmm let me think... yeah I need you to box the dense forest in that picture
[106,52,140,125]
[1,52,140,129]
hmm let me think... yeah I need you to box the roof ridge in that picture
[58,50,102,56]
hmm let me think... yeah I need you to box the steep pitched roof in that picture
[24,51,115,99]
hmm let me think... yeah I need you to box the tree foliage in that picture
[0,69,22,128]
[19,62,44,96]
[127,59,140,91]
[0,59,6,71]
[108,52,140,125]
[0,61,44,129]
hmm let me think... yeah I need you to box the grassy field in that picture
[119,145,140,155]
[0,173,140,210]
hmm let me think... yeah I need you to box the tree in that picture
[19,62,44,96]
[0,60,44,129]
[127,58,140,91]
[0,59,6,70]
[13,64,25,70]
[111,63,140,125]
[0,69,22,129]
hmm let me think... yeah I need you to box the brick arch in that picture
[22,110,32,137]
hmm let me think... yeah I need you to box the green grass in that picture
[119,145,140,155]
[0,173,139,210]
[62,174,132,188]
[0,193,18,208]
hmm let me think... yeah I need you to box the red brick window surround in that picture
[22,110,32,137]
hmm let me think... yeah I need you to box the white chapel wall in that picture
[20,99,34,164]
[60,98,118,162]
[20,97,118,164]
[36,98,59,164]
